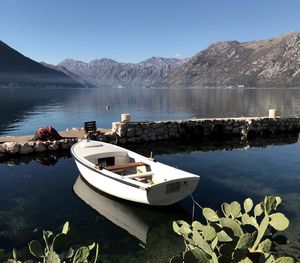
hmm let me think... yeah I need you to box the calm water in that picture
[0,87,300,261]
[0,139,300,261]
[1,87,300,136]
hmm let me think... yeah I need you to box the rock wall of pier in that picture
[0,138,77,158]
[110,117,300,144]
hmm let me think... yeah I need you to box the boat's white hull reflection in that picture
[73,175,183,245]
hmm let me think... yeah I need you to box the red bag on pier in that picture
[32,126,62,141]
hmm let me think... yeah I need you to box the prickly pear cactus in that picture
[171,196,295,263]
[1,221,100,263]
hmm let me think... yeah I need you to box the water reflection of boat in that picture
[73,175,178,245]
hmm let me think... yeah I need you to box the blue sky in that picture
[0,0,299,64]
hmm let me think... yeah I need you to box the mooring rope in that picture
[190,194,204,222]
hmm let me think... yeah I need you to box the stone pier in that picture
[110,117,300,144]
[0,116,300,157]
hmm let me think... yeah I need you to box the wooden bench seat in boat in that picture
[95,161,154,184]
[103,162,147,171]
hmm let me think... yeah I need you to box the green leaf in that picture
[230,201,241,218]
[244,198,253,213]
[221,202,231,218]
[12,248,17,260]
[177,220,190,227]
[219,217,243,237]
[175,220,191,236]
[43,230,53,251]
[180,225,192,236]
[236,233,255,250]
[254,203,263,217]
[265,255,275,263]
[252,216,269,249]
[241,214,259,229]
[202,225,217,241]
[203,208,219,222]
[45,250,61,263]
[257,238,272,253]
[184,248,210,263]
[217,230,233,242]
[62,221,70,234]
[264,196,276,215]
[73,246,89,263]
[192,221,205,231]
[192,228,213,256]
[88,242,95,251]
[211,237,218,250]
[172,221,181,235]
[275,196,282,209]
[29,240,44,258]
[269,213,289,231]
[93,243,100,263]
[275,257,295,263]
[240,257,254,263]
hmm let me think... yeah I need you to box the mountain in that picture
[58,56,187,87]
[0,41,82,86]
[40,62,95,88]
[160,32,300,88]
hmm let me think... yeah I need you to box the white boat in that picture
[71,140,200,205]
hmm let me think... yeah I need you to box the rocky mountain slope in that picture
[58,57,187,87]
[160,32,300,88]
[40,62,95,87]
[0,41,82,86]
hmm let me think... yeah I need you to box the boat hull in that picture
[74,159,199,205]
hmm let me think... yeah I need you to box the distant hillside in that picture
[58,56,187,87]
[160,32,300,88]
[40,62,95,88]
[0,41,82,86]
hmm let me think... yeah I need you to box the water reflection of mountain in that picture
[1,87,300,135]
[0,87,72,135]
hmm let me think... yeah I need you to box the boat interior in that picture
[85,151,155,185]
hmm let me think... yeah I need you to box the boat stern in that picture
[146,176,199,205]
